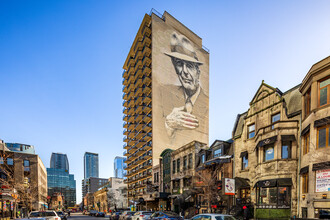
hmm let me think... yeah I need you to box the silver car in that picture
[29,211,61,220]
[131,211,153,220]
[191,214,236,220]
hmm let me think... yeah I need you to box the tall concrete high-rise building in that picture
[50,152,69,171]
[122,10,209,203]
[84,152,99,179]
[114,156,125,178]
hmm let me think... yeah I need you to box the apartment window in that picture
[172,160,176,174]
[24,160,30,172]
[317,125,330,149]
[319,77,330,106]
[183,156,187,170]
[264,145,274,161]
[304,89,311,117]
[0,157,3,164]
[188,153,192,169]
[177,159,180,173]
[303,132,310,155]
[281,141,291,159]
[242,154,248,170]
[272,113,280,129]
[7,158,13,166]
[302,173,308,193]
[241,152,249,170]
[248,124,255,139]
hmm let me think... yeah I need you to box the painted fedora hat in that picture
[164,32,203,65]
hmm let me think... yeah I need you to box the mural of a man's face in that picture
[172,57,200,96]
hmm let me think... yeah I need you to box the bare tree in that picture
[195,165,222,213]
[0,148,39,215]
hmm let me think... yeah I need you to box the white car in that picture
[191,214,236,220]
[131,211,153,220]
[29,210,61,220]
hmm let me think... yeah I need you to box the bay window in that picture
[264,145,274,161]
[319,77,330,106]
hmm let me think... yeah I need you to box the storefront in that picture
[254,178,292,219]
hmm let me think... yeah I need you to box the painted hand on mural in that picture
[164,32,204,137]
[165,106,199,136]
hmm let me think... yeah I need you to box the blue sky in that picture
[1,0,330,203]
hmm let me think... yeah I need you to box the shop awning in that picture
[254,179,277,188]
[204,155,232,166]
[281,135,296,142]
[240,151,248,158]
[254,178,292,188]
[277,178,293,186]
[314,116,330,128]
[301,124,310,136]
[256,136,277,148]
[300,166,309,175]
[312,161,330,171]
[235,177,250,188]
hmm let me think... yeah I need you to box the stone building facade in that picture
[299,56,330,218]
[0,142,48,213]
[233,81,301,219]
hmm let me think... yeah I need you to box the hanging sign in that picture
[224,178,235,195]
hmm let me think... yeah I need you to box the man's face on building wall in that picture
[172,58,200,95]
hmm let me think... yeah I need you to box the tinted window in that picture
[45,212,56,217]
[163,212,179,217]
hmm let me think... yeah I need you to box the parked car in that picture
[89,210,98,216]
[149,211,182,220]
[190,214,236,220]
[110,212,123,220]
[56,211,67,220]
[83,210,90,215]
[29,211,61,220]
[120,211,136,220]
[96,212,106,217]
[131,211,153,220]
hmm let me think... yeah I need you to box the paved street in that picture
[69,213,109,220]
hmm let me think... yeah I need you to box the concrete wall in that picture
[151,12,209,167]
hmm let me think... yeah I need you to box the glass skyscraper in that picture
[50,152,69,171]
[84,152,99,179]
[114,156,125,178]
[47,153,76,208]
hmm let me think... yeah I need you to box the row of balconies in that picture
[123,92,151,109]
[124,37,152,79]
[123,113,152,128]
[126,150,152,172]
[126,151,152,169]
[126,170,152,184]
[123,82,151,98]
[125,46,151,77]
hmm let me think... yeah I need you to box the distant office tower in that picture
[47,153,76,208]
[50,152,69,171]
[84,152,99,179]
[114,156,125,178]
[81,177,108,198]
[47,168,76,208]
[5,143,35,154]
[122,10,209,202]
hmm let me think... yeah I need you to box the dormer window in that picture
[201,154,205,164]
[214,148,222,157]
